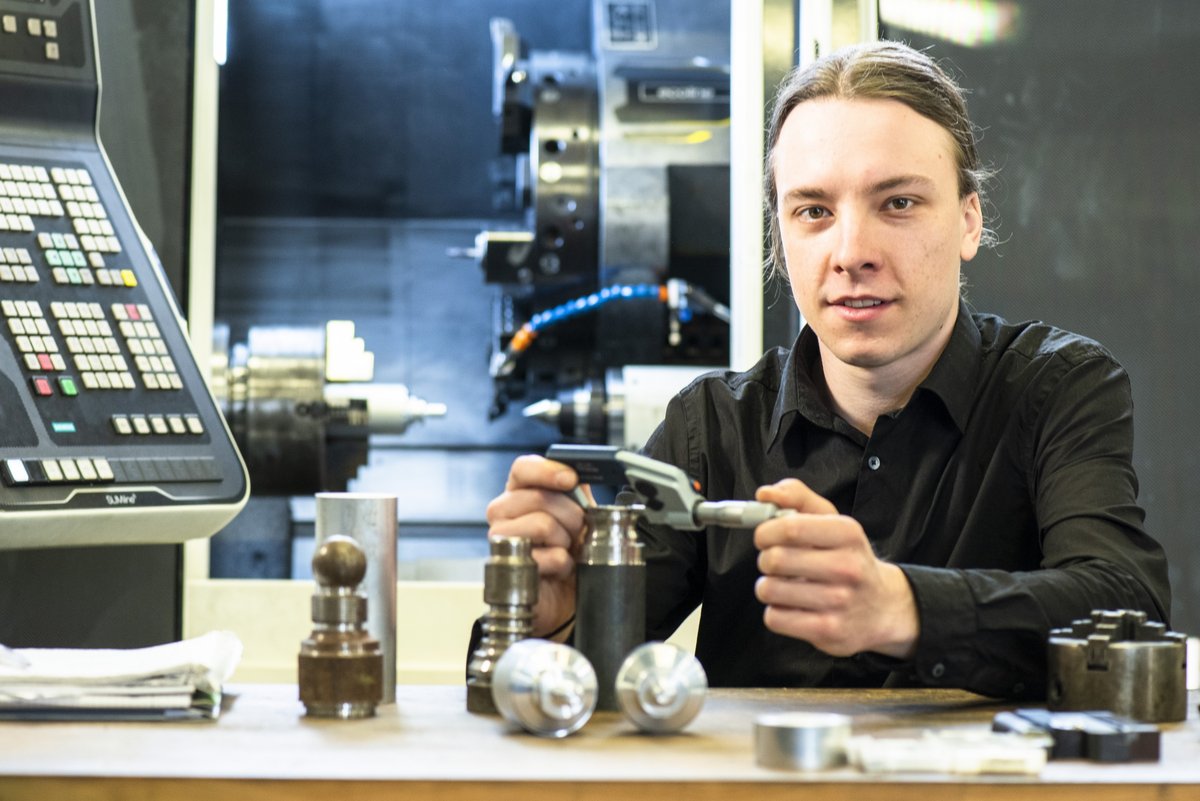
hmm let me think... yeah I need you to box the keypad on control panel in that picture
[51,300,133,390]
[111,302,180,390]
[0,160,182,400]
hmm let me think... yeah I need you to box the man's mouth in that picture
[841,299,884,309]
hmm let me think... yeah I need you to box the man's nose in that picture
[831,209,881,275]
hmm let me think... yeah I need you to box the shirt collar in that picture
[917,300,981,433]
[768,299,981,446]
[767,325,829,450]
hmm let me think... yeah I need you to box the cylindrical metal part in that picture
[492,638,598,738]
[315,493,398,704]
[575,505,645,712]
[754,712,852,771]
[615,642,707,734]
[298,630,383,719]
[298,535,384,719]
[467,537,539,714]
[1047,609,1187,722]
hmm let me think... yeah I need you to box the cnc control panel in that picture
[0,0,248,547]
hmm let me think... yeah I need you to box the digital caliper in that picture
[545,444,793,530]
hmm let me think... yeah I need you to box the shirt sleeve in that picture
[898,352,1171,699]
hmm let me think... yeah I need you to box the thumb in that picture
[755,478,837,515]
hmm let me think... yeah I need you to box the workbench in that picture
[1,684,1197,799]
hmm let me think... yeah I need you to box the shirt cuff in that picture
[899,564,978,687]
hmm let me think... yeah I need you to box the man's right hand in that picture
[485,454,588,638]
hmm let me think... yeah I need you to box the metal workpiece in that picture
[576,505,647,712]
[467,537,540,715]
[211,321,445,494]
[754,712,853,771]
[1047,609,1187,722]
[492,639,598,738]
[615,642,708,734]
[315,493,398,705]
[298,536,384,720]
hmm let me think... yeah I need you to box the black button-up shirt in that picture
[640,303,1171,698]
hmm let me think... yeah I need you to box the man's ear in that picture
[960,192,983,263]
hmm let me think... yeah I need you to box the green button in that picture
[46,250,61,266]
[58,377,77,396]
[51,420,76,433]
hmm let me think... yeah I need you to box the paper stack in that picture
[0,630,242,720]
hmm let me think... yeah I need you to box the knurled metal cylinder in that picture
[575,505,645,712]
[315,492,397,704]
[298,629,384,719]
[466,537,538,714]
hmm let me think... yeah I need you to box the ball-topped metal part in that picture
[312,534,367,588]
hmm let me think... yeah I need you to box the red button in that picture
[32,377,52,396]
[37,353,53,370]
[126,303,140,321]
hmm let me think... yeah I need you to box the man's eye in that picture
[797,206,827,220]
[887,197,914,211]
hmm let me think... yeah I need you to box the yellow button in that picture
[120,269,137,287]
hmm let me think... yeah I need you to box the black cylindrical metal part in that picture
[575,505,646,712]
[576,562,645,711]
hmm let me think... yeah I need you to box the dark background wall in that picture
[217,0,590,219]
[884,2,1200,631]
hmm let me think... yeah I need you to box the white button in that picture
[60,459,81,481]
[77,459,97,481]
[5,459,29,483]
[867,455,881,471]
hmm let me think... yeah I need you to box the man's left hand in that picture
[753,478,919,659]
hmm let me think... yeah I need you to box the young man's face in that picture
[774,97,982,376]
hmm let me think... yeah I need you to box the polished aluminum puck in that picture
[754,712,852,770]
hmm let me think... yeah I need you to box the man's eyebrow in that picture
[781,186,832,204]
[780,174,936,204]
[869,174,936,194]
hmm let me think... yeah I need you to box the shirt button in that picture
[931,662,946,678]
[867,455,881,470]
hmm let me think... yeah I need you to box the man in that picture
[485,40,1170,698]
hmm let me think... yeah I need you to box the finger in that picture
[506,454,578,493]
[756,545,865,584]
[758,603,860,657]
[530,544,575,579]
[755,478,838,515]
[487,486,586,534]
[488,504,581,551]
[755,574,853,612]
[753,512,861,551]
